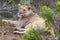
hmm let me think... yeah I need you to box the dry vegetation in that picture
[0,20,22,40]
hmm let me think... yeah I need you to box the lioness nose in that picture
[20,12,22,14]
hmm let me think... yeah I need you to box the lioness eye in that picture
[23,9,25,11]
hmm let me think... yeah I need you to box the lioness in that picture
[2,4,45,33]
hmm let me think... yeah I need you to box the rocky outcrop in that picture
[0,0,18,20]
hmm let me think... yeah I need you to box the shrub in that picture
[56,1,60,9]
[22,28,41,40]
[40,6,56,27]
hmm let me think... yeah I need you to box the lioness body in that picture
[2,4,45,33]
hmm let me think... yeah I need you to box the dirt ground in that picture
[0,21,23,40]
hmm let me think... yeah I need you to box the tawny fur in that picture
[2,4,45,33]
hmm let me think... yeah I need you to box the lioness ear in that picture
[17,4,21,8]
[28,6,32,10]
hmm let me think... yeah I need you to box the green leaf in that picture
[40,6,56,27]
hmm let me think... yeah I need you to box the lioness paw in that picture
[2,19,8,23]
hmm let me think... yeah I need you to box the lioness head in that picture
[17,4,32,18]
